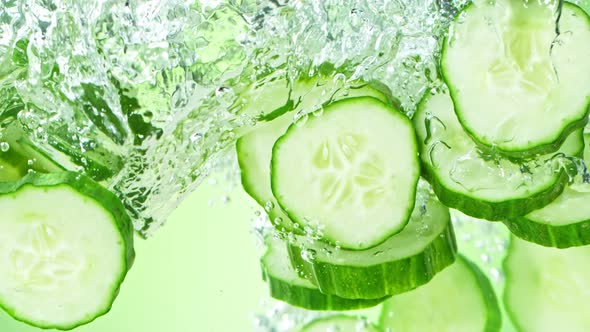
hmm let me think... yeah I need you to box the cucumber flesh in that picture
[299,315,381,332]
[442,0,590,157]
[0,172,134,330]
[380,255,501,332]
[287,180,457,300]
[414,89,580,220]
[261,236,388,311]
[237,81,388,233]
[503,133,590,247]
[272,97,420,249]
[237,79,389,230]
[504,236,590,332]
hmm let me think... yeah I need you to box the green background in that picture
[0,183,267,332]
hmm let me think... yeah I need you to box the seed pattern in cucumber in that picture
[236,78,389,234]
[0,172,134,330]
[442,0,590,157]
[272,97,420,249]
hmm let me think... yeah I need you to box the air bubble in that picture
[0,142,9,152]
[264,201,275,212]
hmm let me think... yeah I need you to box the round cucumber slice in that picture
[504,236,590,332]
[287,181,457,300]
[300,315,381,332]
[0,172,134,330]
[414,90,580,220]
[503,133,590,248]
[237,80,389,233]
[261,235,389,311]
[442,0,590,158]
[272,96,420,250]
[380,255,501,332]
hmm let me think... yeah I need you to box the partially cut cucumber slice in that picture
[442,0,590,157]
[272,97,420,250]
[0,172,134,330]
[287,181,457,300]
[300,315,381,332]
[414,89,580,220]
[380,255,501,332]
[237,81,388,233]
[503,134,590,248]
[261,235,389,311]
[504,236,590,332]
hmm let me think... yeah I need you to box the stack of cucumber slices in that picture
[238,1,590,331]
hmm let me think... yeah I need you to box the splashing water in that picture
[0,0,463,235]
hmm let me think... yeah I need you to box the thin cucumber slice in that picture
[503,133,590,248]
[287,181,457,300]
[414,90,580,220]
[380,255,501,332]
[442,0,590,158]
[0,172,134,330]
[261,236,389,311]
[503,236,590,332]
[272,97,420,249]
[237,82,388,233]
[300,315,381,332]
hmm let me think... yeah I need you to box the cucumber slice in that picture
[261,235,389,311]
[414,90,580,220]
[237,81,388,233]
[287,181,457,300]
[0,172,134,330]
[300,315,381,332]
[380,255,501,332]
[504,236,590,332]
[503,133,590,248]
[442,0,590,158]
[272,97,419,249]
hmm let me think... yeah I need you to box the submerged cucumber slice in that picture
[261,236,388,311]
[300,315,381,332]
[414,90,580,220]
[504,236,590,332]
[237,81,389,233]
[442,0,590,157]
[272,97,419,250]
[380,255,501,332]
[287,181,456,300]
[503,133,590,247]
[0,172,134,330]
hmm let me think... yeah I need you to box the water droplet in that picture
[300,248,317,262]
[293,110,309,127]
[254,210,261,217]
[264,201,275,212]
[0,142,9,152]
